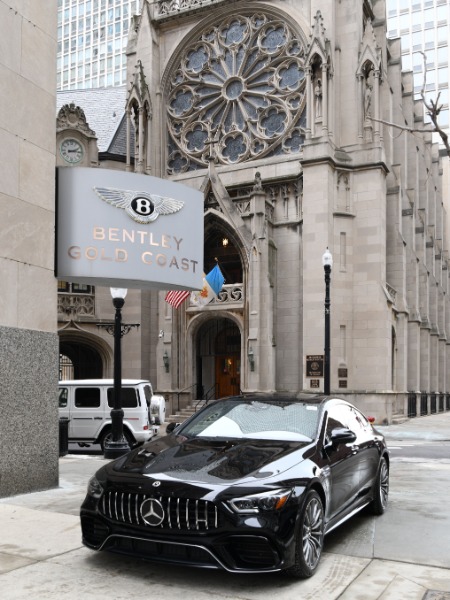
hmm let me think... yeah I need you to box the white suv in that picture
[59,379,156,450]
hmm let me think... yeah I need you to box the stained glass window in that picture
[167,13,307,173]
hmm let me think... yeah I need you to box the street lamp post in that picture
[322,248,333,395]
[105,288,131,459]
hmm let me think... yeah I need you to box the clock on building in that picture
[60,138,84,164]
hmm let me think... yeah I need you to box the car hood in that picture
[112,434,311,486]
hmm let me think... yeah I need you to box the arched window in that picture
[167,13,307,173]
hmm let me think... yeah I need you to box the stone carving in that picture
[167,13,307,173]
[314,78,322,118]
[57,102,96,136]
[58,294,95,317]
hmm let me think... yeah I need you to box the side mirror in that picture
[327,427,357,447]
[166,422,181,434]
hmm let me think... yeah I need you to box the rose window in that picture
[167,13,307,174]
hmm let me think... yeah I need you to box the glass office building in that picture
[57,0,138,90]
[386,0,449,129]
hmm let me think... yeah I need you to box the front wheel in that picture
[370,456,389,515]
[285,490,324,578]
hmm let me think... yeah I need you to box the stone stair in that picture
[167,404,198,424]
[390,413,410,425]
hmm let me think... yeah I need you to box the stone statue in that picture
[315,78,322,119]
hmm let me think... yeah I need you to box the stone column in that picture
[306,66,312,139]
[137,106,144,173]
[246,181,276,391]
[126,108,131,172]
[374,69,381,144]
[145,112,152,174]
[357,74,364,143]
[321,63,328,136]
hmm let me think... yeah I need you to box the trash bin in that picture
[59,417,70,457]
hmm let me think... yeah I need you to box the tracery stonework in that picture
[167,14,307,174]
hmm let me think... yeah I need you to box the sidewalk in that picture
[0,414,450,599]
[376,410,450,442]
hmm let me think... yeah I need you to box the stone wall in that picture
[0,2,59,497]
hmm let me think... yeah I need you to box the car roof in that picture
[59,379,151,385]
[214,392,328,405]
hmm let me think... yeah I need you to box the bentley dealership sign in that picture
[56,167,204,290]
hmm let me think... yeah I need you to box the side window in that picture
[75,387,101,408]
[59,387,68,408]
[346,408,365,435]
[325,406,348,438]
[352,408,370,429]
[107,388,138,408]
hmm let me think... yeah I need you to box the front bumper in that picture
[81,493,297,573]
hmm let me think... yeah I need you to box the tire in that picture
[285,490,324,578]
[99,428,134,452]
[370,456,389,515]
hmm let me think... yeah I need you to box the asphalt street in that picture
[1,413,450,599]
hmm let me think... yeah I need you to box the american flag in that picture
[164,289,190,309]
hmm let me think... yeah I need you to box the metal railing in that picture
[430,393,437,414]
[407,392,417,418]
[420,392,428,416]
[175,383,201,413]
[195,383,219,412]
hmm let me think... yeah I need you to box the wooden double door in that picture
[215,353,240,398]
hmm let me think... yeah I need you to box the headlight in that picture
[228,488,292,514]
[87,475,103,499]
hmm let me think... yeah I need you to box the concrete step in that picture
[167,406,196,423]
[391,414,410,425]
[167,400,212,423]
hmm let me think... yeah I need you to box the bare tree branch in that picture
[369,51,450,157]
[369,116,432,134]
[419,51,450,156]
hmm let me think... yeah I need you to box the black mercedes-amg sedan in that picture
[80,393,389,578]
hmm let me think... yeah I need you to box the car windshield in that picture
[178,399,320,442]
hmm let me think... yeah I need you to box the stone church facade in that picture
[57,0,450,425]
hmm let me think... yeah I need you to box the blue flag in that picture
[190,265,225,307]
[205,264,225,295]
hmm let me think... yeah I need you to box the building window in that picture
[58,281,94,295]
[167,13,307,173]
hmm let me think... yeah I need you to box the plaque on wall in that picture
[306,355,324,377]
[339,380,348,388]
[338,368,348,378]
[310,379,320,388]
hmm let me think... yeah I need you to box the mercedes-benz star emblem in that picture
[93,187,184,224]
[141,498,165,527]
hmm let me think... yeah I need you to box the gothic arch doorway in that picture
[59,339,104,379]
[196,318,241,399]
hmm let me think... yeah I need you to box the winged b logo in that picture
[93,187,184,224]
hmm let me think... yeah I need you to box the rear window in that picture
[75,387,101,408]
[107,387,139,408]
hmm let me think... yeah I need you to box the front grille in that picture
[99,491,221,531]
[110,537,218,567]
